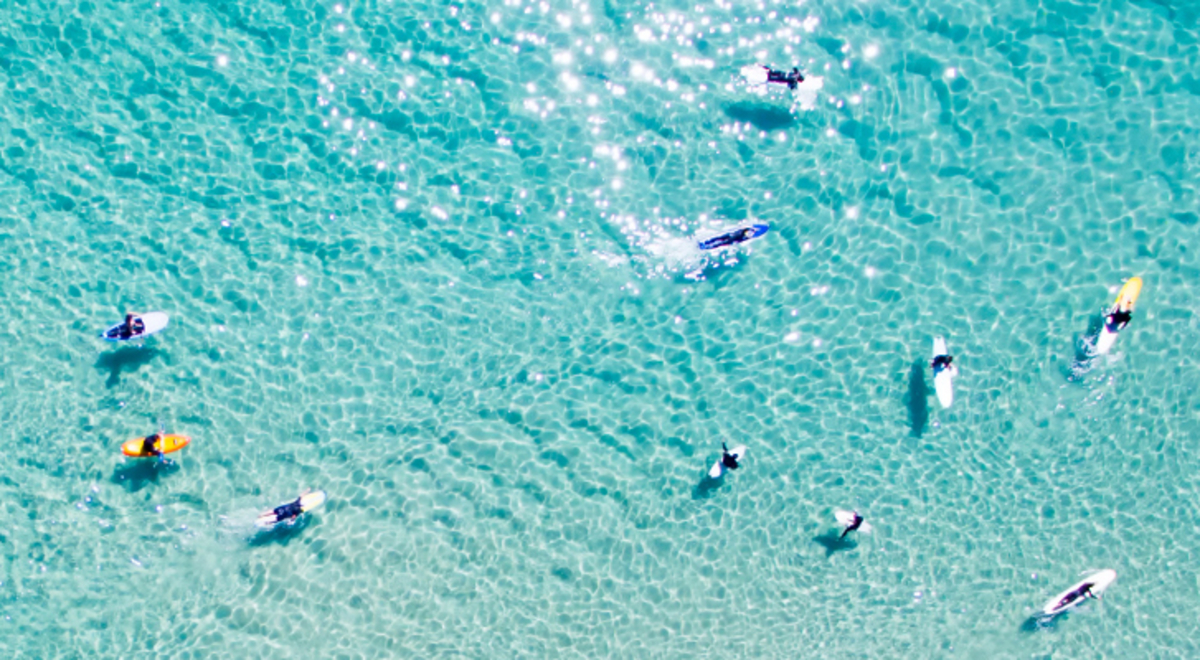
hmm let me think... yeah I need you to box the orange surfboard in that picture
[121,434,191,457]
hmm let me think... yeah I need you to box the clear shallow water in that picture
[1,0,1199,657]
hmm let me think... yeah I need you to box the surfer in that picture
[140,434,163,459]
[1104,307,1131,333]
[839,511,865,539]
[256,491,327,529]
[119,313,145,339]
[268,497,306,525]
[720,443,740,471]
[698,226,759,251]
[931,354,953,373]
[1054,582,1094,611]
[766,66,805,89]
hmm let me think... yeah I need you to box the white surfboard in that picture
[740,64,771,85]
[834,509,872,534]
[709,445,746,478]
[932,336,955,409]
[1041,569,1116,616]
[1095,326,1118,355]
[101,312,169,342]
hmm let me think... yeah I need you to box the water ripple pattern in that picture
[1,0,1199,657]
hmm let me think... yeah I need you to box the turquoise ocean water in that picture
[2,0,1199,656]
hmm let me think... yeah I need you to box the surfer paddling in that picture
[839,511,865,539]
[765,66,805,89]
[720,443,740,471]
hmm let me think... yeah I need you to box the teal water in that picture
[2,0,1199,656]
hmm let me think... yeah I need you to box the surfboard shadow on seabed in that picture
[111,458,180,492]
[692,472,725,500]
[248,516,318,548]
[904,360,929,437]
[812,531,858,557]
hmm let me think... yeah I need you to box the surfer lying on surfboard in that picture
[1104,308,1132,334]
[1095,277,1141,355]
[1052,583,1094,612]
[745,65,805,89]
[767,66,804,89]
[119,313,146,339]
[1041,569,1116,617]
[697,224,769,251]
[256,490,327,529]
[834,510,873,539]
[839,511,865,539]
[269,499,305,525]
[932,354,956,381]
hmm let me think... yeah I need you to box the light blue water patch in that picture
[1,0,1199,657]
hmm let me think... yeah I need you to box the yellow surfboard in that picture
[1112,277,1143,313]
[122,434,191,457]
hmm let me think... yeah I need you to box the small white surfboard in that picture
[740,64,771,85]
[1041,569,1117,617]
[932,336,956,409]
[834,510,872,534]
[1095,326,1118,355]
[709,445,746,478]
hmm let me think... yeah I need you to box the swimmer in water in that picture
[766,66,805,89]
[840,511,865,539]
[720,442,740,471]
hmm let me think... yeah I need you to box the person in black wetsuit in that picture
[140,434,163,458]
[840,511,865,539]
[1105,308,1132,333]
[720,443,740,471]
[271,498,306,525]
[699,227,756,251]
[1054,582,1094,611]
[766,67,805,89]
[931,354,954,373]
[118,313,146,339]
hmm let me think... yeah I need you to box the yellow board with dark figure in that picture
[1113,277,1142,313]
[121,434,191,457]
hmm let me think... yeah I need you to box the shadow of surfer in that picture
[904,360,930,437]
[691,476,721,500]
[111,458,180,492]
[1018,614,1057,634]
[812,531,858,557]
[248,515,315,548]
[95,346,163,388]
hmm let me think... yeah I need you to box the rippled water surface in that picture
[2,0,1199,657]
